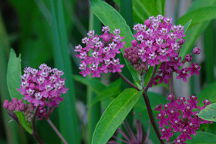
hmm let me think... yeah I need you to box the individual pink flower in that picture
[75,26,125,77]
[155,94,212,143]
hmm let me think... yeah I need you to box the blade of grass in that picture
[203,21,216,83]
[49,1,80,143]
[0,13,20,144]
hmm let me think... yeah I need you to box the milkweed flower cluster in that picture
[155,94,211,143]
[3,98,26,111]
[153,48,201,84]
[124,15,200,84]
[3,64,68,119]
[75,26,125,77]
[124,15,185,69]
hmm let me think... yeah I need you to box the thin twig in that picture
[118,73,140,91]
[32,107,44,144]
[47,118,68,144]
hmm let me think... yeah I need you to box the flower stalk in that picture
[32,107,44,144]
[47,118,68,144]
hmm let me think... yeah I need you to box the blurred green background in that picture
[0,0,216,144]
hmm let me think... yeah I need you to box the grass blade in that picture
[49,0,80,143]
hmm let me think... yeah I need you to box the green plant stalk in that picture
[87,9,102,142]
[204,21,215,84]
[49,0,80,143]
[0,13,20,144]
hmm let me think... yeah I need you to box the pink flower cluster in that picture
[17,64,68,119]
[3,98,25,111]
[124,15,185,69]
[153,48,201,84]
[155,94,211,144]
[75,26,125,77]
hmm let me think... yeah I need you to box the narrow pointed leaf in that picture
[7,49,23,99]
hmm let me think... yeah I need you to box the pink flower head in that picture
[125,15,185,69]
[75,26,125,77]
[3,98,25,111]
[18,64,68,119]
[155,95,212,143]
[193,47,200,55]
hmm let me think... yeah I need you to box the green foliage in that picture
[8,0,53,67]
[91,88,141,144]
[6,49,33,134]
[184,19,192,32]
[178,7,216,25]
[91,79,122,105]
[198,82,216,104]
[198,103,216,122]
[49,0,80,143]
[14,112,32,134]
[186,131,216,144]
[7,49,23,99]
[178,0,216,57]
[73,75,106,94]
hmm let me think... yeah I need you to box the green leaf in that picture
[203,22,216,83]
[91,1,141,87]
[178,7,216,26]
[14,112,32,134]
[179,23,209,58]
[133,0,159,17]
[198,103,216,122]
[188,0,216,12]
[7,49,23,99]
[73,75,106,94]
[197,82,216,104]
[7,50,33,135]
[178,0,216,58]
[186,131,216,144]
[184,19,192,32]
[144,67,154,85]
[91,88,141,144]
[91,79,122,105]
